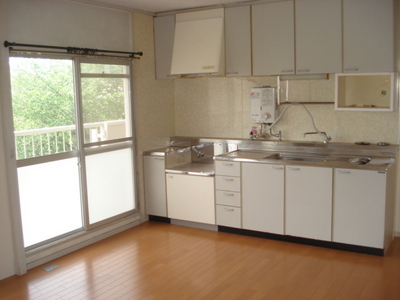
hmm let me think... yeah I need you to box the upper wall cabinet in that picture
[154,15,176,79]
[343,0,394,73]
[225,6,252,76]
[295,0,342,74]
[252,1,295,76]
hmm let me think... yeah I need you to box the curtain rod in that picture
[4,41,143,59]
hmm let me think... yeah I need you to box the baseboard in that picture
[218,226,384,256]
[26,214,142,270]
[170,219,218,231]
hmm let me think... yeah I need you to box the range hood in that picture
[170,8,225,76]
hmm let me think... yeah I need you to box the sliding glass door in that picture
[9,55,136,249]
[77,59,136,225]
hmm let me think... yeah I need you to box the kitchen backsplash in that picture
[174,75,399,144]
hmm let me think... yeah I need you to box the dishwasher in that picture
[165,143,216,225]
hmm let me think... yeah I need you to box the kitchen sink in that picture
[265,152,327,162]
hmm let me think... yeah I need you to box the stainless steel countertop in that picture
[214,150,395,171]
[165,162,215,176]
[143,146,189,156]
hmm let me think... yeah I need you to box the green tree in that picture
[10,57,128,159]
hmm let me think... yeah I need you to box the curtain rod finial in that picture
[4,41,13,48]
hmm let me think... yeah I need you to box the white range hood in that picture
[170,8,225,76]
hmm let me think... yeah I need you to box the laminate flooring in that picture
[1,221,400,300]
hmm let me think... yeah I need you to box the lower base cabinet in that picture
[285,166,332,241]
[242,163,284,234]
[333,168,392,249]
[143,156,167,217]
[166,174,215,225]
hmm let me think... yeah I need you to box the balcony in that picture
[14,120,126,160]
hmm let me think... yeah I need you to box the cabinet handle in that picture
[154,157,164,161]
[223,178,234,181]
[223,207,235,212]
[272,166,284,170]
[337,170,351,174]
[223,163,234,166]
[287,167,300,171]
[297,69,310,73]
[227,71,239,75]
[281,69,294,73]
[223,192,235,197]
[345,68,359,72]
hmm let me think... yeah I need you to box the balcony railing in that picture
[14,120,126,160]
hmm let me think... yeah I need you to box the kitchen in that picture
[146,0,400,251]
[0,0,399,295]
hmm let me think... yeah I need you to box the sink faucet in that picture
[270,130,282,141]
[191,146,204,158]
[304,132,331,144]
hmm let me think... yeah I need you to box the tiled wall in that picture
[175,75,399,145]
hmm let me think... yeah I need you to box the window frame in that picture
[8,53,139,250]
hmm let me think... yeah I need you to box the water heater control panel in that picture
[250,87,277,123]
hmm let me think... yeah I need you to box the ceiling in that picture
[70,0,259,14]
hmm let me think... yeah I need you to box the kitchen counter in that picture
[165,162,215,176]
[214,150,395,171]
[143,146,189,156]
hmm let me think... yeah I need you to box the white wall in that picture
[4,0,132,51]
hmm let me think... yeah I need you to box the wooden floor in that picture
[1,221,400,300]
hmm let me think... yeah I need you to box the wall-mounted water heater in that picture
[250,87,278,123]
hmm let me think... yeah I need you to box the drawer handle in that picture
[223,192,235,197]
[154,157,164,161]
[223,163,234,166]
[223,207,235,212]
[297,69,310,73]
[281,69,294,73]
[345,68,359,72]
[223,178,234,181]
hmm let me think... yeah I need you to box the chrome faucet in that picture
[191,146,204,158]
[304,132,331,144]
[270,130,282,141]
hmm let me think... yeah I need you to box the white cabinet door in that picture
[154,15,176,79]
[333,169,386,248]
[343,0,394,73]
[143,156,167,217]
[166,174,215,225]
[285,166,332,241]
[225,6,251,76]
[242,163,284,234]
[252,1,295,76]
[295,0,342,74]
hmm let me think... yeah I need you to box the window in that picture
[9,55,137,249]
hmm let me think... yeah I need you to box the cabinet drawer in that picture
[215,175,241,192]
[216,190,241,207]
[216,205,241,228]
[215,161,241,177]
